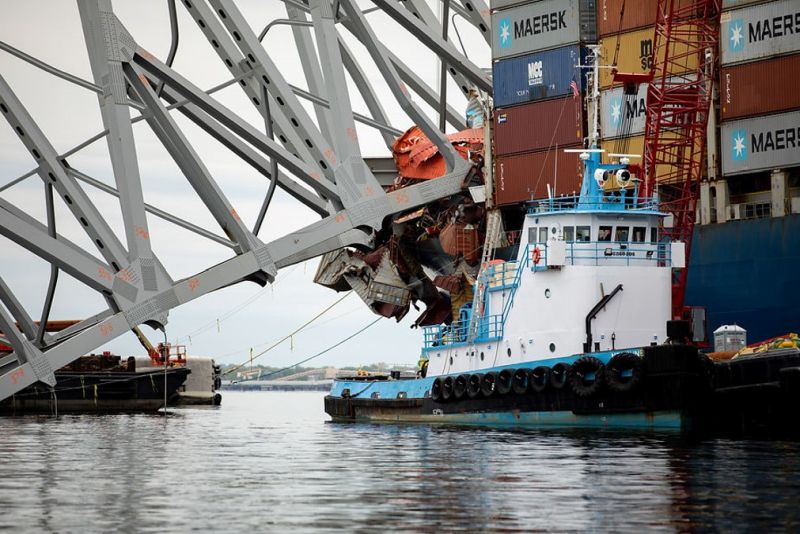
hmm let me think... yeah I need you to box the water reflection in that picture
[1,392,799,532]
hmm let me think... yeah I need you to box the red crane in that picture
[636,0,721,320]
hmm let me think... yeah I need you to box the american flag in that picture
[570,79,580,99]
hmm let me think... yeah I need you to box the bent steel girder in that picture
[0,0,488,400]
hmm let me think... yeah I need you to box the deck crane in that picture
[611,0,721,325]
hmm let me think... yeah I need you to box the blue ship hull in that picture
[686,214,800,343]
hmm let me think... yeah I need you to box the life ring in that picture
[530,366,551,393]
[569,356,606,397]
[453,374,468,399]
[467,373,483,398]
[431,377,444,402]
[606,352,643,393]
[441,376,455,401]
[512,368,531,395]
[550,363,570,390]
[531,247,542,265]
[481,371,498,397]
[497,369,514,395]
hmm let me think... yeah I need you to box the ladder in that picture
[467,209,503,341]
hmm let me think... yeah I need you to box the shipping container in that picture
[491,0,597,60]
[492,45,589,107]
[721,0,800,66]
[599,133,684,183]
[597,0,699,36]
[600,82,648,138]
[721,53,800,120]
[494,146,584,205]
[722,0,780,12]
[494,96,584,156]
[721,109,800,176]
[598,26,699,88]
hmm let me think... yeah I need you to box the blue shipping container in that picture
[492,45,588,108]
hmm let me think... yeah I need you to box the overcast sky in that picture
[0,0,489,369]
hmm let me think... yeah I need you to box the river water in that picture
[1,391,799,532]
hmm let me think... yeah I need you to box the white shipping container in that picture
[721,0,800,66]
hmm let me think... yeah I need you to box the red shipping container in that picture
[721,53,800,121]
[494,97,584,156]
[494,146,584,206]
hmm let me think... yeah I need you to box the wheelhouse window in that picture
[651,228,658,243]
[632,226,646,243]
[576,226,591,242]
[598,225,612,241]
[528,227,537,244]
[538,227,548,244]
[564,226,575,242]
[615,226,629,242]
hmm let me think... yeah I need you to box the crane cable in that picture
[222,291,353,377]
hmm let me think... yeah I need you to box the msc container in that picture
[598,26,699,88]
[721,0,800,66]
[721,53,800,120]
[492,45,588,107]
[721,109,800,176]
[494,96,584,156]
[494,146,584,205]
[491,0,597,60]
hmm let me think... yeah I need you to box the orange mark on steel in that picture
[188,277,200,292]
[98,267,112,281]
[394,191,410,205]
[346,128,358,142]
[117,269,131,283]
[230,208,241,221]
[140,50,155,60]
[10,368,25,385]
[335,213,345,223]
[365,186,375,197]
[399,82,408,96]
[324,149,336,165]
[310,172,321,181]
[135,226,150,239]
[99,323,113,337]
[138,73,148,84]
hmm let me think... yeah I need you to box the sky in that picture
[0,0,490,368]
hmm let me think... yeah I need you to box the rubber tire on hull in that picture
[570,356,606,398]
[431,377,444,402]
[530,366,551,393]
[441,376,455,401]
[512,368,530,395]
[550,363,570,390]
[497,369,514,395]
[481,372,498,397]
[606,352,643,393]
[453,374,468,399]
[467,373,483,399]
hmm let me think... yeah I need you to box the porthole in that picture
[545,288,551,299]
[549,343,556,353]
[449,356,453,366]
[551,227,557,234]
[507,348,512,357]
[480,352,484,361]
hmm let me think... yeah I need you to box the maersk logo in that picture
[498,17,512,49]
[527,60,543,86]
[732,128,747,161]
[609,96,623,127]
[728,19,745,52]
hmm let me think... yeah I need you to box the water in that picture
[1,391,799,532]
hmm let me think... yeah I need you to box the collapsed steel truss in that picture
[0,0,492,400]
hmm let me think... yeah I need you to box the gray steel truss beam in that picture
[0,199,114,295]
[0,293,56,389]
[0,276,37,341]
[0,73,130,271]
[78,0,158,266]
[208,0,383,207]
[369,0,491,94]
[456,0,491,45]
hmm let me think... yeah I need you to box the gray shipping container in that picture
[491,0,597,60]
[600,83,648,139]
[721,109,800,176]
[721,0,800,66]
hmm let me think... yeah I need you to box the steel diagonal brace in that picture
[0,73,129,271]
[0,199,114,295]
[78,0,156,264]
[124,63,270,269]
[178,0,328,193]
[370,0,491,94]
[133,53,341,203]
[456,0,491,45]
[337,0,458,172]
[208,0,382,208]
[0,299,55,388]
[0,277,37,341]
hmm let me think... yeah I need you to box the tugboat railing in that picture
[527,194,660,214]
